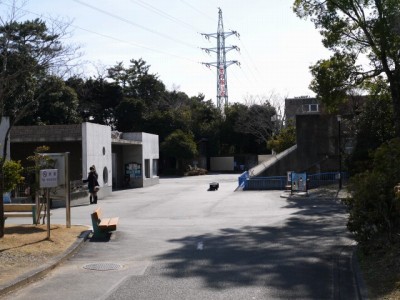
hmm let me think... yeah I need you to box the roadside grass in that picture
[358,241,400,299]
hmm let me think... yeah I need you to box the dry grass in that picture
[0,224,88,286]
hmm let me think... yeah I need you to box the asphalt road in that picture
[5,174,357,300]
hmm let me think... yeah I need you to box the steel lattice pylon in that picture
[201,8,240,111]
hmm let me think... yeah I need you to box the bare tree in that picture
[0,0,81,237]
[235,93,286,146]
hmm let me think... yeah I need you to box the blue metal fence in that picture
[241,172,348,191]
[244,176,287,190]
[307,172,348,189]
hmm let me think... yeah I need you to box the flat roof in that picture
[112,138,142,145]
[11,124,82,143]
[10,124,144,145]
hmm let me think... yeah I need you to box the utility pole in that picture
[201,8,240,111]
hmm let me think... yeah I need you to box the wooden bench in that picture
[91,207,119,239]
[4,203,47,224]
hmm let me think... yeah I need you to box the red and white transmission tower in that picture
[201,8,240,111]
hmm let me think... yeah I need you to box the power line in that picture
[2,1,250,100]
[73,24,197,63]
[237,38,265,85]
[72,0,198,49]
[222,15,265,89]
[0,2,198,65]
[129,0,201,33]
[179,0,216,22]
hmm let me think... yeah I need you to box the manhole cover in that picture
[83,263,123,271]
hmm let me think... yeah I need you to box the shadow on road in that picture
[154,197,354,298]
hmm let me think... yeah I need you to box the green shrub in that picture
[185,168,207,176]
[267,124,296,153]
[346,138,400,250]
[3,160,24,193]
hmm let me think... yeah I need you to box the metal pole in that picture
[65,152,71,228]
[338,117,342,189]
[46,188,50,239]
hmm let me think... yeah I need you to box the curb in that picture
[352,248,369,300]
[335,189,368,299]
[0,228,92,298]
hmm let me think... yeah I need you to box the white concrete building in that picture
[8,122,159,203]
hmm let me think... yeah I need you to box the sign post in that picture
[44,153,71,228]
[65,153,71,228]
[40,169,58,239]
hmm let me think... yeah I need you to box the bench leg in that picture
[92,229,111,239]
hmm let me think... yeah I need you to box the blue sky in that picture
[2,0,331,105]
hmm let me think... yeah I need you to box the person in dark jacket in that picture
[84,165,99,204]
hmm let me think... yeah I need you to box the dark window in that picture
[103,167,108,184]
[145,159,150,178]
[310,104,318,112]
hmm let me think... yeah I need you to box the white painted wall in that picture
[82,123,112,196]
[123,132,159,178]
[142,133,159,177]
[142,133,159,158]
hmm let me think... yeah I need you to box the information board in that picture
[291,172,307,192]
[40,169,58,188]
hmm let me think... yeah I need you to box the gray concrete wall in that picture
[111,145,124,189]
[259,146,299,177]
[296,114,338,172]
[10,141,83,180]
[285,97,322,124]
[259,114,340,177]
[210,157,234,171]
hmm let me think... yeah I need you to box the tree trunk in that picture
[0,123,10,238]
[390,76,400,137]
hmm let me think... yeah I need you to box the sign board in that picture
[125,162,142,178]
[40,169,58,188]
[45,154,66,185]
[291,172,307,192]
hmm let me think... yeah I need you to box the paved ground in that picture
[3,174,359,299]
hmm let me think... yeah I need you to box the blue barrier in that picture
[238,171,249,187]
[244,176,287,190]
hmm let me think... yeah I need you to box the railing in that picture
[12,179,88,201]
[307,172,348,189]
[70,180,89,200]
[244,176,287,190]
[240,172,348,191]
